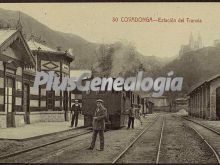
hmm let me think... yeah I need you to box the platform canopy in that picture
[188,73,220,95]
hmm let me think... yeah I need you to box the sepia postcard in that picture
[0,2,220,164]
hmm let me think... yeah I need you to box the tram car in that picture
[141,97,154,115]
[82,90,140,129]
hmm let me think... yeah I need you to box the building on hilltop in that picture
[214,39,220,47]
[179,32,203,57]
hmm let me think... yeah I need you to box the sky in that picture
[1,3,220,58]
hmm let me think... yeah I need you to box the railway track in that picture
[156,116,165,164]
[184,117,220,163]
[4,115,217,164]
[112,115,165,164]
[0,115,160,163]
[0,129,93,162]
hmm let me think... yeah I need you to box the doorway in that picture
[46,91,55,111]
[63,91,68,121]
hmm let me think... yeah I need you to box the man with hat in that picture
[70,99,81,127]
[87,99,107,151]
[125,104,136,129]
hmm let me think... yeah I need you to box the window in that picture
[16,81,22,91]
[41,88,46,96]
[5,78,14,113]
[30,86,39,95]
[0,61,3,70]
[16,67,22,76]
[0,78,4,88]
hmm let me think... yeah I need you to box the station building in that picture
[0,29,36,128]
[0,28,74,128]
[27,39,74,123]
[188,74,220,120]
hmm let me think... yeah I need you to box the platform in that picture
[0,118,84,140]
[186,116,220,132]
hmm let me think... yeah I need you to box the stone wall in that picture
[30,111,66,123]
[0,112,6,128]
[14,112,25,127]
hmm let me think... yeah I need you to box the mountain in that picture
[161,46,220,96]
[0,8,101,69]
[1,8,219,98]
[0,8,164,73]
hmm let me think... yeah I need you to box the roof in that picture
[0,29,35,66]
[188,73,220,95]
[0,29,17,46]
[27,40,74,61]
[27,40,57,52]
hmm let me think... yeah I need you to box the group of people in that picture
[70,99,107,151]
[70,99,143,151]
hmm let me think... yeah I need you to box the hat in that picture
[96,99,104,103]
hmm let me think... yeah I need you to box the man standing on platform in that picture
[70,99,81,127]
[87,99,107,151]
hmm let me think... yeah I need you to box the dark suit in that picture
[71,104,81,127]
[127,107,135,129]
[90,106,107,150]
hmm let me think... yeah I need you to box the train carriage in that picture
[82,90,135,129]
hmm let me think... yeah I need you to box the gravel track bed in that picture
[3,114,214,163]
[185,119,220,162]
[0,131,93,163]
[0,128,89,157]
[116,116,164,163]
[159,115,217,163]
[35,115,158,163]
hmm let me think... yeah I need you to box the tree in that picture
[95,44,113,77]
